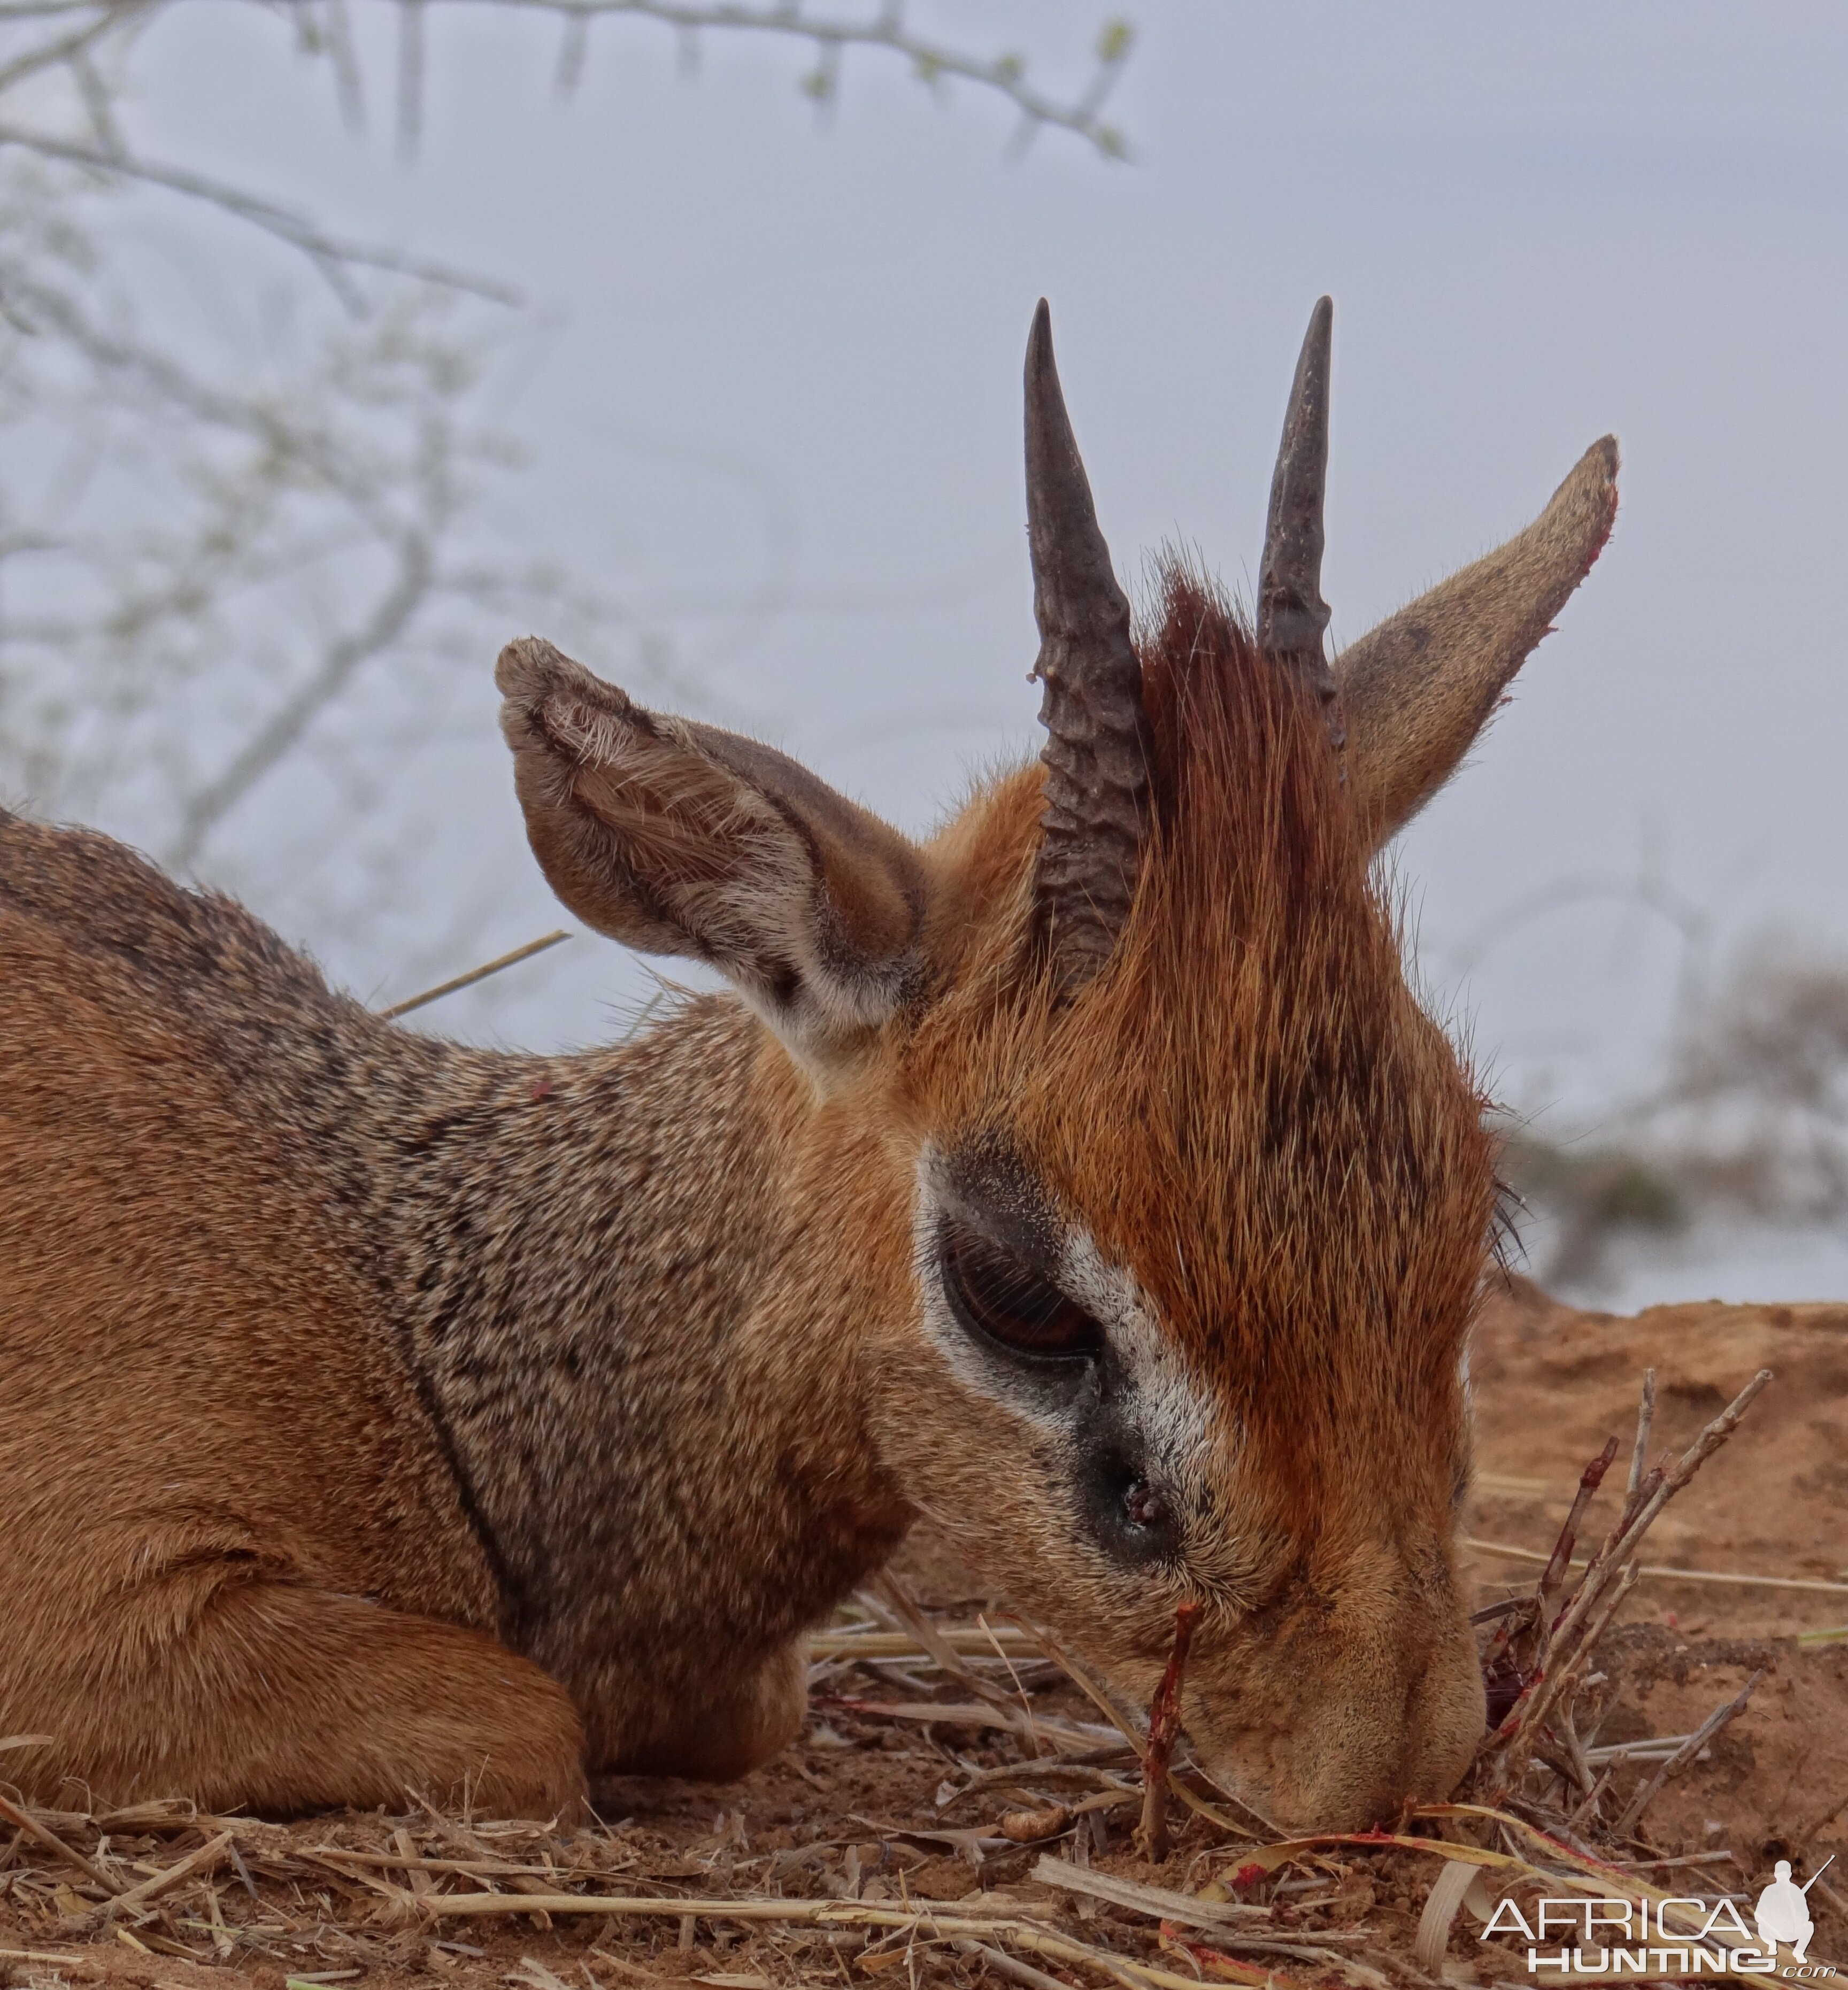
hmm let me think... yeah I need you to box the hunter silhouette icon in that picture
[1755,1856,1834,1962]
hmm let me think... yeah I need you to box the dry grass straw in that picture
[1,1366,1829,1989]
[378,931,571,1020]
[1466,1540,1848,1596]
[0,1750,1800,1989]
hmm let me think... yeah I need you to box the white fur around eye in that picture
[1053,1227,1216,1487]
[910,1147,1219,1488]
[910,1169,1065,1433]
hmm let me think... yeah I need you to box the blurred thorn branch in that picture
[0,5,1137,245]
[0,120,522,306]
[424,2,1139,159]
[0,0,1135,983]
[166,512,435,873]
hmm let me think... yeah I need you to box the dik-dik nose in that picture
[1191,1570,1487,1831]
[1328,1610,1488,1828]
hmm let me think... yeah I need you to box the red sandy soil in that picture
[3,1281,1844,1989]
[1462,1277,1848,1870]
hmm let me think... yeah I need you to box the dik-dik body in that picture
[0,302,1616,1829]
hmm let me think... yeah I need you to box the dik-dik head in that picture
[497,299,1616,1829]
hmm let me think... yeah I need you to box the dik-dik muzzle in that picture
[1182,1544,1488,1830]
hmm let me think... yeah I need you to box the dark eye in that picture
[938,1219,1102,1362]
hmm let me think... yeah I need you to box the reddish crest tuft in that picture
[919,560,1497,1509]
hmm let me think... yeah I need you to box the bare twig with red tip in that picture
[1136,1601,1204,1863]
[1476,1367,1774,1804]
[1533,1435,1619,1670]
[1546,1368,1772,1674]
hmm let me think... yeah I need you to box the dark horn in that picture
[1257,296,1342,738]
[1024,299,1151,996]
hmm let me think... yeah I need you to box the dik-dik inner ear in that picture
[498,637,927,1075]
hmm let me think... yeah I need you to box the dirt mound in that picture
[1463,1276,1848,1900]
[1467,1275,1848,1633]
[2,1284,1843,1990]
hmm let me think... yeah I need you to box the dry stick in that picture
[811,1626,1042,1661]
[1534,1437,1619,1669]
[956,1937,1077,1990]
[1546,1369,1774,1673]
[1467,1541,1848,1596]
[1618,1850,1739,1869]
[105,1829,234,1916]
[874,1576,1027,1731]
[1577,1377,1668,1606]
[1627,1369,1657,1501]
[1484,1564,1639,1791]
[1167,1769,1279,1843]
[1569,1560,1638,1678]
[1611,1669,1764,1839]
[1514,1564,1640,1756]
[980,1612,1045,1745]
[1566,1758,1623,1833]
[1590,1463,1663,1585]
[421,1895,1239,1990]
[1008,1616,1149,1754]
[1480,1536,1614,1768]
[379,930,570,1020]
[815,1696,1103,1750]
[1033,1856,1270,1929]
[304,1846,598,1881]
[1557,1699,1596,1800]
[0,1791,122,1895]
[1613,1462,1664,1546]
[942,1761,1137,1808]
[1610,1369,1772,1572]
[1164,1931,1387,1990]
[1165,1930,1384,1974]
[1475,1595,1532,1692]
[1135,1602,1204,1864]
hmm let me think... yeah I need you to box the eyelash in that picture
[937,1218,1103,1363]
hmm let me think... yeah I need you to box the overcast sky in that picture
[106,1,1848,1301]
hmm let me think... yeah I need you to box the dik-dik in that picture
[0,300,1615,1830]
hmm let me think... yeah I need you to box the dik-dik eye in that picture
[939,1218,1103,1363]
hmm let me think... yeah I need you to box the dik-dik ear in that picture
[498,637,927,1074]
[1336,436,1619,847]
